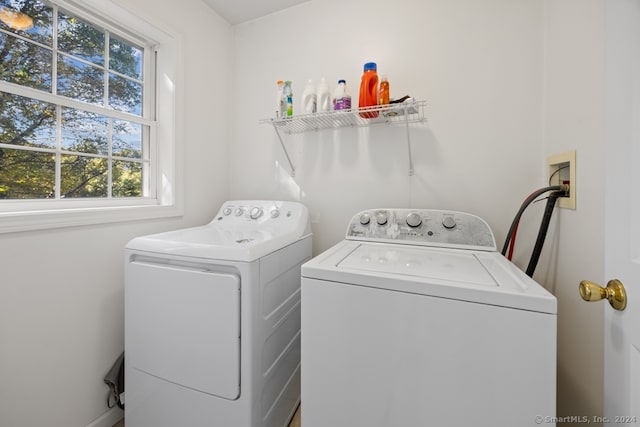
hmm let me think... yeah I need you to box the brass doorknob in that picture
[579,279,627,311]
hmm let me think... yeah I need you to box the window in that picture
[0,0,180,232]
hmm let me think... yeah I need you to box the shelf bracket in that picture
[403,104,414,176]
[272,125,296,177]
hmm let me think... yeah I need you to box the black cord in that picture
[525,191,564,277]
[501,185,563,256]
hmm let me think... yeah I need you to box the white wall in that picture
[231,0,546,260]
[232,0,605,422]
[0,1,233,426]
[542,0,605,422]
[0,0,609,425]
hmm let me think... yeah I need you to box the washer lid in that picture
[338,244,497,287]
[126,200,311,262]
[302,241,556,314]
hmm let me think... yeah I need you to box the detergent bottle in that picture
[302,79,317,114]
[358,62,379,118]
[316,77,331,112]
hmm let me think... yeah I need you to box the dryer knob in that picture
[234,207,244,216]
[270,208,280,218]
[442,216,457,229]
[376,212,388,226]
[250,207,263,220]
[222,207,232,216]
[360,213,371,225]
[406,212,422,228]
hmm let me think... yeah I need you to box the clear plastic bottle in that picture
[276,80,285,119]
[283,81,293,117]
[302,79,317,114]
[316,77,331,112]
[358,62,379,118]
[379,76,390,105]
[332,80,352,111]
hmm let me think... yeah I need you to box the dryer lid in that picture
[126,200,311,262]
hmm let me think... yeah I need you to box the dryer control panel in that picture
[346,209,496,251]
[211,200,312,240]
[214,200,303,224]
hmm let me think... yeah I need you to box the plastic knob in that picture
[234,207,244,216]
[270,208,280,218]
[376,212,388,226]
[406,212,422,228]
[222,207,232,216]
[360,213,371,225]
[442,216,456,229]
[250,207,263,219]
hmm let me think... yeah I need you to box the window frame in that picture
[0,0,183,233]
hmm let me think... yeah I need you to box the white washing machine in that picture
[124,200,312,427]
[301,209,556,427]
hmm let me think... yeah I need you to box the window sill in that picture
[0,203,183,234]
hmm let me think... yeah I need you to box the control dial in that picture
[406,212,422,228]
[442,216,457,229]
[360,213,371,225]
[222,207,232,216]
[234,207,244,216]
[270,208,280,218]
[376,212,388,226]
[250,207,263,219]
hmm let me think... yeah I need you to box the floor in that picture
[113,404,301,427]
[289,405,302,427]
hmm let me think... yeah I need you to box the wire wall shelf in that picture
[260,100,426,177]
[259,100,426,134]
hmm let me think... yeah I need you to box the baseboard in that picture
[86,406,124,427]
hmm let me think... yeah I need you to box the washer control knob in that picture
[406,212,422,228]
[222,207,232,216]
[376,212,388,226]
[234,207,244,216]
[360,213,371,225]
[270,208,280,218]
[250,207,263,219]
[442,216,457,229]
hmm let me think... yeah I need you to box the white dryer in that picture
[301,209,556,427]
[125,200,312,427]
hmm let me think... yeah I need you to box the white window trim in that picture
[0,0,184,234]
